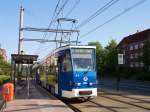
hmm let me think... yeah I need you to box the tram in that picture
[34,45,97,99]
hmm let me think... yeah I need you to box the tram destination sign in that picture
[72,48,93,54]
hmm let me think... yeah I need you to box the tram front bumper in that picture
[62,88,97,98]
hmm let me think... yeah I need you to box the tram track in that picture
[99,94,150,111]
[64,90,150,112]
[98,91,150,111]
[99,90,150,103]
[64,102,82,112]
[64,96,127,112]
[35,80,150,112]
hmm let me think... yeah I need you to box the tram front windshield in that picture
[71,48,95,71]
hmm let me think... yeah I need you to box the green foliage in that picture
[88,39,150,80]
[105,39,118,50]
[0,54,4,61]
[143,40,150,71]
[0,75,10,85]
[104,39,118,75]
[120,68,150,81]
[0,54,11,76]
[88,39,118,77]
[88,41,105,76]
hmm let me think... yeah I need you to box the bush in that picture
[0,79,2,85]
[102,67,150,81]
[132,72,150,81]
[118,68,150,81]
[0,75,10,86]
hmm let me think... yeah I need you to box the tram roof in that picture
[55,45,96,52]
[40,45,96,64]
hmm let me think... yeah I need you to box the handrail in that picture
[0,100,6,112]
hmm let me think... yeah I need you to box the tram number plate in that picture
[79,91,92,95]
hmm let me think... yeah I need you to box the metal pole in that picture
[55,26,59,48]
[17,6,24,86]
[10,58,13,82]
[76,32,79,45]
[116,65,120,91]
[60,32,64,47]
[55,20,59,48]
[27,64,30,98]
[14,63,16,92]
[18,6,24,54]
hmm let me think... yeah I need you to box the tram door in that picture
[58,56,62,96]
[57,50,73,97]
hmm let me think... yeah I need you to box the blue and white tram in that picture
[36,45,97,98]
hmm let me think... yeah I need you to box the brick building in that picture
[0,48,7,61]
[118,29,150,69]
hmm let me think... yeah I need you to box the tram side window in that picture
[62,54,72,72]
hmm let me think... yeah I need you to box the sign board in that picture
[11,54,38,64]
[118,54,124,65]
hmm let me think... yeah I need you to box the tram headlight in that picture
[75,83,81,86]
[88,82,97,86]
[77,83,81,86]
[89,82,93,86]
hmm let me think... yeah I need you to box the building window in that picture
[130,54,133,59]
[134,44,138,49]
[135,53,138,58]
[140,62,144,67]
[130,62,133,68]
[139,43,144,48]
[135,62,139,67]
[140,52,143,57]
[130,45,133,50]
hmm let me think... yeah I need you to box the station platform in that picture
[3,80,73,112]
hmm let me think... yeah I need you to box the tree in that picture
[0,54,4,61]
[88,42,105,77]
[143,40,150,71]
[104,39,118,75]
[0,54,11,76]
[105,39,118,50]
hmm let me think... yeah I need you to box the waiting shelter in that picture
[11,54,38,96]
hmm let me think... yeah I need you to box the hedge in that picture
[0,75,10,86]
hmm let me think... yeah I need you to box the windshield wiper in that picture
[83,67,91,75]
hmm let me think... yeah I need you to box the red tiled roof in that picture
[118,29,150,47]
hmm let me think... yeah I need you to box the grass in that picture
[0,75,10,86]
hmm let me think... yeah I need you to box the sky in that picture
[0,0,150,60]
